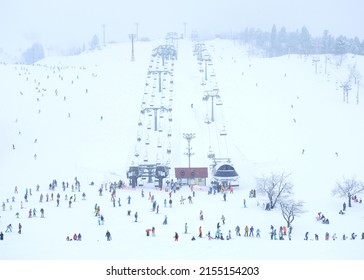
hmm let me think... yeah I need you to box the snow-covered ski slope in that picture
[0,39,364,260]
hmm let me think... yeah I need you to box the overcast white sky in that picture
[0,0,363,50]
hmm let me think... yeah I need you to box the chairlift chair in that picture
[220,126,227,136]
[216,97,223,106]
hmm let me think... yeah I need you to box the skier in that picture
[256,228,261,238]
[0,231,4,240]
[198,226,202,238]
[304,232,309,240]
[105,230,112,241]
[163,215,168,225]
[244,225,249,237]
[134,212,138,222]
[235,225,241,236]
[5,224,12,232]
[18,223,22,234]
[127,196,131,204]
[78,233,82,241]
[221,215,225,225]
[325,232,330,240]
[343,202,346,211]
[185,223,188,234]
[199,210,204,221]
[174,232,179,241]
[249,226,254,237]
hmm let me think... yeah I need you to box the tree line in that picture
[228,25,364,57]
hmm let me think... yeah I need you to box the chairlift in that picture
[138,118,142,126]
[168,113,172,122]
[167,129,172,137]
[145,136,150,145]
[147,121,151,129]
[155,156,161,165]
[220,126,227,136]
[137,134,141,142]
[207,147,215,159]
[210,71,216,77]
[134,151,140,157]
[216,97,223,106]
[159,125,163,132]
[143,153,148,162]
[157,140,162,148]
[204,115,211,124]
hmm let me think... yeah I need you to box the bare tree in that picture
[280,200,305,228]
[332,177,364,208]
[256,172,294,210]
[349,64,361,85]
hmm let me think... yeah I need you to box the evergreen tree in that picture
[89,34,100,50]
[21,43,45,64]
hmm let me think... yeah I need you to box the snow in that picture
[1,39,364,263]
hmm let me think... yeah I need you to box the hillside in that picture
[1,39,364,260]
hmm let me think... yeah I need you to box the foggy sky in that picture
[0,0,363,51]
